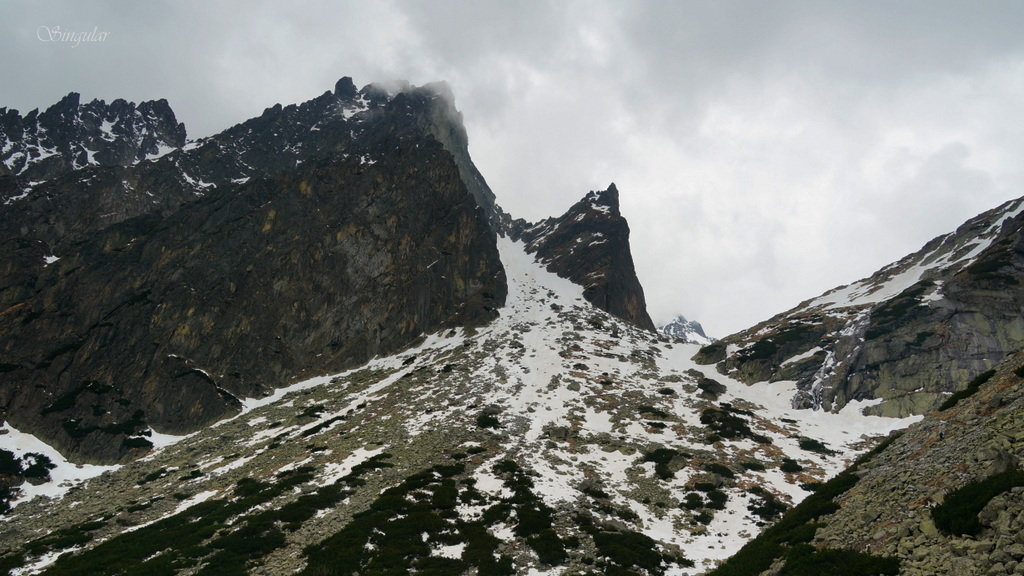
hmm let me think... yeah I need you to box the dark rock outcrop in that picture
[0,79,506,463]
[505,184,656,331]
[695,197,1024,417]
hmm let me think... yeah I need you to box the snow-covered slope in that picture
[0,239,917,576]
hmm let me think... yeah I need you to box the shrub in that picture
[939,369,996,411]
[527,529,567,566]
[476,412,500,429]
[708,439,894,576]
[638,405,670,419]
[778,546,899,575]
[780,458,803,473]
[706,490,728,510]
[590,529,669,572]
[682,493,704,510]
[643,448,681,480]
[798,438,835,455]
[932,468,1024,536]
[700,407,753,439]
[139,468,167,485]
[0,450,21,476]
[748,489,787,521]
[704,462,735,478]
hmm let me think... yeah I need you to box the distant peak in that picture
[660,315,714,345]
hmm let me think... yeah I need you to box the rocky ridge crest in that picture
[695,196,1024,417]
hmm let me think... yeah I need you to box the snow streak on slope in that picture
[810,196,1024,310]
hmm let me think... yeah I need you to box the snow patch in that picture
[0,423,120,509]
[318,446,387,486]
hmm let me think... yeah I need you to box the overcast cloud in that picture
[4,1,1024,335]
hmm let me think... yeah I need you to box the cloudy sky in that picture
[4,1,1024,336]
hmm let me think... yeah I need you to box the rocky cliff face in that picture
[504,184,656,331]
[0,79,506,463]
[695,196,1024,417]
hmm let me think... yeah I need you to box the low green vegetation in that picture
[798,437,835,456]
[780,458,803,473]
[777,546,900,576]
[643,448,682,480]
[939,368,996,411]
[700,406,771,444]
[704,462,735,478]
[747,487,787,522]
[864,281,933,340]
[708,433,903,576]
[932,468,1024,536]
[36,456,392,576]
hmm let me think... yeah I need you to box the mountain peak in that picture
[334,76,357,100]
[580,183,620,216]
[660,314,714,345]
[508,184,655,331]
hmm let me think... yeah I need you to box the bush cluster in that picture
[708,434,901,576]
[643,448,682,480]
[939,369,996,411]
[932,468,1024,536]
[37,457,391,576]
[704,403,770,444]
